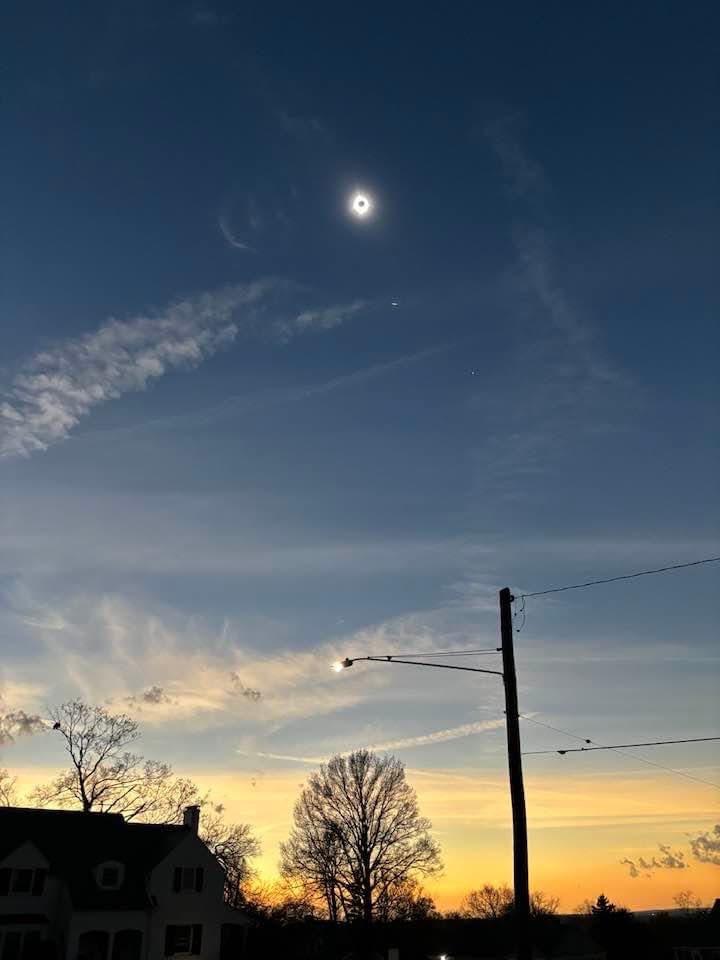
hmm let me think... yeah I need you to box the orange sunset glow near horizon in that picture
[10,756,718,913]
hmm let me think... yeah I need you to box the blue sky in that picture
[1,2,718,907]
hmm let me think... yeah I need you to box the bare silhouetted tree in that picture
[529,891,560,917]
[673,889,702,913]
[280,749,441,923]
[201,805,261,907]
[30,699,260,904]
[376,878,438,921]
[461,884,559,919]
[30,700,199,821]
[0,769,18,806]
[461,884,514,919]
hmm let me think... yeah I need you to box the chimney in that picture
[183,805,200,834]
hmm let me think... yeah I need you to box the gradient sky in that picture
[1,2,719,911]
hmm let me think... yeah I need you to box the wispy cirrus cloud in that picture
[8,590,497,735]
[0,282,367,459]
[273,300,366,343]
[217,189,291,254]
[218,215,254,251]
[73,340,448,440]
[243,719,505,765]
[276,109,331,143]
[484,110,547,199]
[0,283,268,458]
[363,718,504,753]
[470,107,638,502]
[184,2,231,27]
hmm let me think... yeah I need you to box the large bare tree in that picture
[280,750,441,923]
[30,699,259,903]
[30,699,198,821]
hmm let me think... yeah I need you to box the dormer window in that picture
[0,868,47,897]
[11,870,32,894]
[94,861,124,890]
[101,866,119,887]
[172,867,204,893]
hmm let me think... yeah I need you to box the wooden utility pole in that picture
[499,586,531,960]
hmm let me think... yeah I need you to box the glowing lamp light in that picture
[331,658,354,672]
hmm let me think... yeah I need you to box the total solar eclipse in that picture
[350,192,373,218]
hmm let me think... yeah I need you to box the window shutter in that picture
[31,868,47,896]
[194,867,204,893]
[172,867,182,892]
[190,925,202,955]
[164,926,174,956]
[0,868,10,895]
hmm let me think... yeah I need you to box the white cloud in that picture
[244,719,504,766]
[362,718,504,752]
[0,283,369,459]
[273,301,365,343]
[512,225,589,342]
[218,215,254,251]
[0,283,269,458]
[5,590,503,740]
[299,342,453,400]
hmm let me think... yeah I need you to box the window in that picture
[171,867,203,893]
[77,930,109,960]
[111,929,142,960]
[164,925,202,956]
[10,871,32,894]
[0,931,43,960]
[95,862,123,890]
[100,867,119,888]
[0,869,47,897]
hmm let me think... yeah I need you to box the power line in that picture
[519,715,720,790]
[387,648,501,659]
[520,557,720,600]
[520,715,592,743]
[524,736,720,755]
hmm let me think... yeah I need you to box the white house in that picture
[0,805,248,960]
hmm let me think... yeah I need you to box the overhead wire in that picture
[519,556,720,600]
[520,715,720,790]
[387,648,501,659]
[513,594,526,634]
[524,736,720,755]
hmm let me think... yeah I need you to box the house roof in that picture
[0,807,190,911]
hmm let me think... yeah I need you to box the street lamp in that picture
[333,588,530,960]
